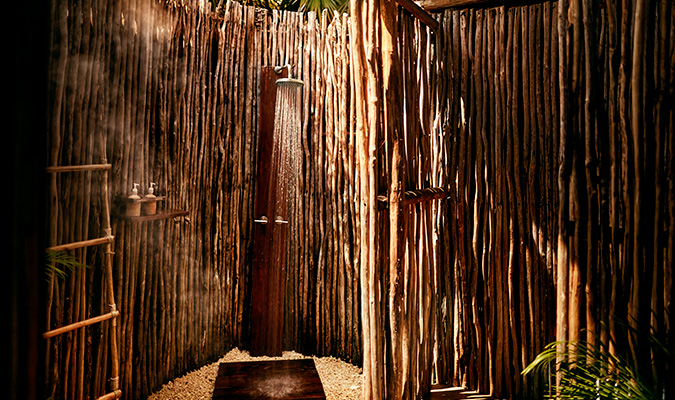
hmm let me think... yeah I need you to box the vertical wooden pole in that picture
[250,66,288,356]
[101,166,121,398]
[381,0,405,397]
[556,0,571,380]
[628,0,647,363]
[351,0,386,396]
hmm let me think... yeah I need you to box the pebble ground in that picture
[146,348,363,400]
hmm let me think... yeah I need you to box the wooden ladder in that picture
[44,161,121,400]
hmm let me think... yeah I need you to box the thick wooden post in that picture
[381,0,405,398]
[351,0,386,397]
[250,66,288,356]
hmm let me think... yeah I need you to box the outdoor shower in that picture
[249,64,304,358]
[271,66,303,230]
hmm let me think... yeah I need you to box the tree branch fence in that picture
[45,0,672,399]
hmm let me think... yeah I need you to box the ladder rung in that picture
[43,310,119,339]
[48,235,115,252]
[47,164,112,173]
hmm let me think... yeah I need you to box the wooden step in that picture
[213,358,326,400]
[426,386,492,399]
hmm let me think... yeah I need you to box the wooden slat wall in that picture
[44,0,673,399]
[556,0,674,396]
[350,1,444,398]
[398,13,443,399]
[45,1,358,399]
[430,1,673,398]
[432,6,560,397]
[281,9,361,363]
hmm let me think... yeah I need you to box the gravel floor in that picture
[147,348,363,400]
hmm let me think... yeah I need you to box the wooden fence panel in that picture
[45,1,358,399]
[431,1,673,398]
[44,0,673,398]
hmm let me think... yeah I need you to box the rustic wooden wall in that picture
[350,1,445,398]
[555,0,673,396]
[432,5,560,397]
[281,11,361,363]
[352,0,672,398]
[428,1,673,398]
[45,1,357,399]
[44,0,673,399]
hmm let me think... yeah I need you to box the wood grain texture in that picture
[213,359,326,400]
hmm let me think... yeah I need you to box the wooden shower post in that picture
[250,66,288,357]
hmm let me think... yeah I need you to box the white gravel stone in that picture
[147,348,363,400]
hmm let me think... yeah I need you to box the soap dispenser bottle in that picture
[142,182,157,216]
[126,183,141,216]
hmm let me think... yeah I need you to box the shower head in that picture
[275,78,304,87]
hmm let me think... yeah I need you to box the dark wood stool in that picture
[213,358,326,399]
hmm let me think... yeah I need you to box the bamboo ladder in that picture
[44,162,121,400]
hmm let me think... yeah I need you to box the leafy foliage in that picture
[241,0,300,12]
[523,340,652,399]
[215,0,348,16]
[298,0,348,15]
[45,250,90,281]
[522,326,672,400]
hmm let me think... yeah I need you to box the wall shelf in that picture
[113,195,188,222]
[115,209,189,222]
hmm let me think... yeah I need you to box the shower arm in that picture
[274,65,290,75]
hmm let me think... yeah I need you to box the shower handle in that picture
[254,216,269,225]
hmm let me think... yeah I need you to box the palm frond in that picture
[299,0,347,15]
[523,338,657,399]
[45,250,90,281]
[233,0,349,20]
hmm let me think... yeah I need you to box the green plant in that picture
[523,339,652,399]
[523,325,672,400]
[45,249,90,281]
[215,0,348,16]
[298,0,348,15]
